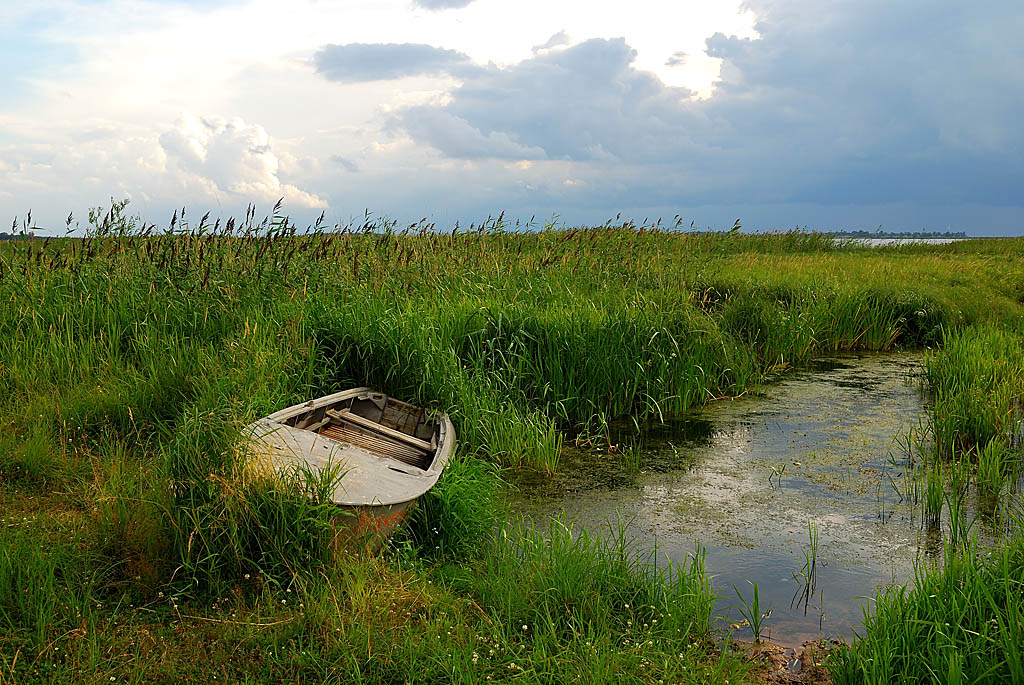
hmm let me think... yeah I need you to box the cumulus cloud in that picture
[159,113,326,208]
[1,133,172,223]
[532,30,571,53]
[314,43,476,82]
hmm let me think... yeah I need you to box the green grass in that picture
[828,535,1024,684]
[1,203,1023,681]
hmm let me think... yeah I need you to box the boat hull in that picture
[332,500,417,550]
[244,388,454,548]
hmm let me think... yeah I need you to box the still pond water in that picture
[512,354,985,646]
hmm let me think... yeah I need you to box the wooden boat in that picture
[243,387,454,543]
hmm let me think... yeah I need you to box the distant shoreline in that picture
[834,237,968,246]
[824,231,968,239]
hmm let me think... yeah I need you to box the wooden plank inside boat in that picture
[326,409,433,451]
[318,423,431,469]
[380,401,421,434]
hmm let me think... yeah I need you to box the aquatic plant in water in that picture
[791,520,820,615]
[733,581,771,643]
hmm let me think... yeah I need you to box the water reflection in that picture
[513,354,962,645]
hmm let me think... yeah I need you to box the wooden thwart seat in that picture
[326,408,434,452]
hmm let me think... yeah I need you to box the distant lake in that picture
[835,237,967,247]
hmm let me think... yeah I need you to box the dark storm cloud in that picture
[312,0,1023,229]
[396,38,701,164]
[314,43,476,82]
[695,0,1024,205]
[387,0,1023,208]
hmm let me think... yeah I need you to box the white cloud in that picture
[412,0,478,10]
[159,113,326,209]
[1,112,323,228]
[532,31,571,53]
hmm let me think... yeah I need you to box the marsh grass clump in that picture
[441,518,719,647]
[158,405,347,595]
[401,453,504,559]
[733,581,771,643]
[829,532,1024,684]
[0,425,65,488]
[791,520,820,615]
[923,461,945,526]
[926,325,1024,455]
[0,523,101,644]
[976,438,1016,503]
[711,279,952,369]
[91,435,169,585]
[915,323,1024,531]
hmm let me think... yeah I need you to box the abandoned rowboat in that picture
[244,387,454,542]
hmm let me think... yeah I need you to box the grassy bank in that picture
[828,533,1024,683]
[1,204,1022,681]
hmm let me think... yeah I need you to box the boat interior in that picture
[281,392,440,470]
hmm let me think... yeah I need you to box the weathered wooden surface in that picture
[326,408,434,452]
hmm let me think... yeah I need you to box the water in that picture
[835,238,966,247]
[512,353,966,646]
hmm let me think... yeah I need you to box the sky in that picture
[1,0,1022,235]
